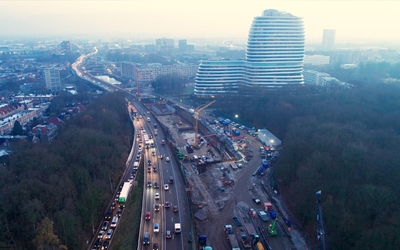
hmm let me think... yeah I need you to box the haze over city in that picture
[1,0,400,43]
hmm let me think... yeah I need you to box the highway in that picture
[133,102,185,250]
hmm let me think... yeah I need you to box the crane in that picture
[193,100,216,147]
[268,218,278,236]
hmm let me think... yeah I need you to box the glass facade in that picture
[195,9,305,97]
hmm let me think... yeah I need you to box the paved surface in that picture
[156,107,309,250]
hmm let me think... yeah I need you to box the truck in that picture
[269,209,277,220]
[240,234,251,249]
[118,182,131,206]
[262,202,272,211]
[255,242,265,250]
[225,225,240,250]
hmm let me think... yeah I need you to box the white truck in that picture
[118,182,131,206]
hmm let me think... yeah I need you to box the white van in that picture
[110,216,118,228]
[174,223,181,234]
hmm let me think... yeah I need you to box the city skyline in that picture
[1,1,400,44]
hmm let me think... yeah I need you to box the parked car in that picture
[253,197,261,204]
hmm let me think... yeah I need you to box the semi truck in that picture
[118,182,131,206]
[224,225,240,250]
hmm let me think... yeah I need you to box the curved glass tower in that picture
[195,9,304,97]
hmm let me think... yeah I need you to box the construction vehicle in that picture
[224,224,240,250]
[240,234,251,248]
[193,100,216,148]
[267,218,278,236]
[255,242,265,250]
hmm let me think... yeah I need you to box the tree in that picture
[32,217,67,250]
[11,120,24,135]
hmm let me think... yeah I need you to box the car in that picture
[253,197,261,204]
[168,176,174,184]
[131,170,137,177]
[166,230,172,239]
[129,176,134,182]
[161,140,165,145]
[142,130,146,134]
[155,193,160,200]
[164,184,169,191]
[143,232,150,245]
[137,134,141,138]
[145,211,151,220]
[147,167,151,173]
[154,182,159,188]
[153,243,159,250]
[147,181,152,187]
[151,143,155,148]
[166,157,170,162]
[154,203,160,212]
[98,230,105,239]
[149,135,153,139]
[136,153,141,159]
[102,240,109,249]
[117,186,122,194]
[114,195,119,202]
[101,221,109,230]
[160,155,164,159]
[151,151,156,156]
[116,208,122,217]
[94,239,101,248]
[153,223,159,233]
[165,201,171,208]
[105,229,113,240]
[104,209,112,220]
[173,205,179,213]
[110,202,116,210]
[148,160,152,166]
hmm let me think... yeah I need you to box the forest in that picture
[215,82,400,249]
[0,92,132,249]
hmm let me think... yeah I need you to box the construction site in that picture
[141,96,311,250]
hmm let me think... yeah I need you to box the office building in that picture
[195,9,305,97]
[322,29,336,51]
[60,41,71,52]
[178,39,187,52]
[155,38,174,51]
[44,68,62,92]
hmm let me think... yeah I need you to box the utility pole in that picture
[316,190,328,250]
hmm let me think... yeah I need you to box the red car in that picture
[161,140,166,145]
[145,211,151,220]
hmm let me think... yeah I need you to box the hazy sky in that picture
[1,0,399,43]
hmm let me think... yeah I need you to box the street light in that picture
[235,114,238,118]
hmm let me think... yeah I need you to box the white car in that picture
[155,193,160,200]
[164,184,169,191]
[166,157,170,162]
[153,223,159,233]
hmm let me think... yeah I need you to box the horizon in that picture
[1,1,400,44]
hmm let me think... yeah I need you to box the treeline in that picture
[0,92,132,249]
[151,74,187,95]
[214,83,400,249]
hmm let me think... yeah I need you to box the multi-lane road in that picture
[132,102,186,250]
